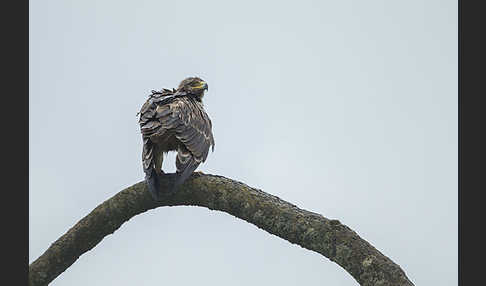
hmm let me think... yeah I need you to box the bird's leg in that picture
[153,151,178,194]
[154,149,165,175]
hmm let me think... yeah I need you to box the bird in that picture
[138,77,215,200]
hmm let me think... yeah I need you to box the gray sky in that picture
[29,0,457,285]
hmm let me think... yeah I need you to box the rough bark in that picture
[29,173,415,286]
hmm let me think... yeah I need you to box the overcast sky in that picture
[29,0,457,285]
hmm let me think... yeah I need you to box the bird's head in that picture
[177,77,208,100]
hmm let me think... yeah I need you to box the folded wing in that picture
[139,93,215,191]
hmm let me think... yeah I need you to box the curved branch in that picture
[29,173,414,286]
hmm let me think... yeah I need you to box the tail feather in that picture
[142,138,155,171]
[142,137,161,200]
[145,168,160,200]
[171,157,199,193]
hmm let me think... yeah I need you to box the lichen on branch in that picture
[28,173,415,286]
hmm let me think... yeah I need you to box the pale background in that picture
[29,0,457,285]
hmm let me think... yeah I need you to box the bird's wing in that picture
[139,94,214,192]
[139,89,176,174]
[139,95,214,165]
[171,97,215,165]
[173,144,200,190]
[138,90,177,138]
[171,98,214,190]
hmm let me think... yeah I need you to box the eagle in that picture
[138,77,215,200]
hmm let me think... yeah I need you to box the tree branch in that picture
[29,173,415,286]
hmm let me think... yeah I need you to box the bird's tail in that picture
[171,161,199,193]
[171,149,200,193]
[142,137,161,200]
[145,167,160,200]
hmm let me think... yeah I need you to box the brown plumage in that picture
[138,77,215,199]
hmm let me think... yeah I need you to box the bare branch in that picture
[29,173,414,286]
